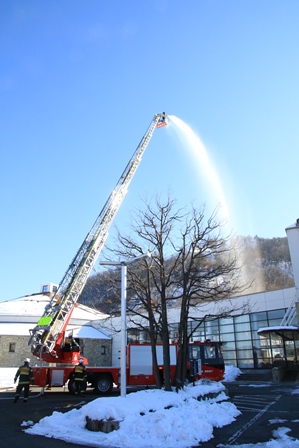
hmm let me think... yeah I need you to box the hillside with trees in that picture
[79,230,294,314]
[237,235,294,292]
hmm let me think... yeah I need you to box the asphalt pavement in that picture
[1,380,299,448]
[201,380,299,447]
[0,386,97,448]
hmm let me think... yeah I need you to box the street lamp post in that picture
[120,262,127,398]
[99,252,151,397]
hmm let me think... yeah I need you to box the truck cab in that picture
[188,340,224,381]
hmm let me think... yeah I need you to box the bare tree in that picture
[103,194,249,391]
[107,196,181,390]
[166,205,248,388]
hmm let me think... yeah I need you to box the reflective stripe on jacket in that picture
[15,365,34,384]
[74,364,86,381]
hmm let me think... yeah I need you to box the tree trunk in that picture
[161,299,172,391]
[174,295,189,389]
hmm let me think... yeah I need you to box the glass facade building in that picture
[179,308,288,369]
[109,286,298,368]
[128,304,299,369]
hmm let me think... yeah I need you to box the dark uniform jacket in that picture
[74,364,86,381]
[15,365,34,385]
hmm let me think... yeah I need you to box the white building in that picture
[0,285,112,367]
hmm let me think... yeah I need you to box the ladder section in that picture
[29,112,167,359]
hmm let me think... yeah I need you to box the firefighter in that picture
[14,358,34,403]
[64,334,79,352]
[73,358,86,396]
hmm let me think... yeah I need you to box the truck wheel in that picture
[94,374,113,395]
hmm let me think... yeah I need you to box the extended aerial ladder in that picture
[29,112,168,364]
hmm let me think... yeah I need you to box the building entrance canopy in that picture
[258,326,299,371]
[257,326,299,341]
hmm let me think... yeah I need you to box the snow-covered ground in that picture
[2,366,299,448]
[0,367,18,389]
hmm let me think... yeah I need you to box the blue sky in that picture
[1,1,299,301]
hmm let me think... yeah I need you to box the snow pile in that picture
[25,381,239,448]
[223,364,242,382]
[21,420,34,427]
[0,367,18,389]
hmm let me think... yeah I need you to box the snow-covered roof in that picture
[0,323,33,336]
[70,325,110,339]
[0,294,111,339]
[0,294,109,324]
[0,322,110,339]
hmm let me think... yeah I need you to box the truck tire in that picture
[68,377,76,394]
[93,374,113,395]
[68,377,87,394]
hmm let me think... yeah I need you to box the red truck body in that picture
[31,341,224,394]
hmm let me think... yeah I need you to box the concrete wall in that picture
[0,335,32,367]
[0,335,112,368]
[80,338,112,367]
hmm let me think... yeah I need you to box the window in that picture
[267,309,285,320]
[220,332,235,342]
[205,329,220,340]
[221,340,236,351]
[235,340,252,350]
[9,343,16,352]
[250,312,267,322]
[236,348,253,360]
[219,317,233,325]
[235,322,251,332]
[189,345,200,359]
[204,346,216,359]
[219,323,234,333]
[222,351,237,365]
[250,320,268,332]
[235,331,251,341]
[234,314,250,324]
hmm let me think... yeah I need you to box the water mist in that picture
[168,115,264,294]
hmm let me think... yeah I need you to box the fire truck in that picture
[28,112,224,394]
[32,340,224,395]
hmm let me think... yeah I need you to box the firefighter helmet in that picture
[79,358,84,364]
[24,358,30,364]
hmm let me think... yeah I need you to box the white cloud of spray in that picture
[168,115,230,225]
[168,115,264,294]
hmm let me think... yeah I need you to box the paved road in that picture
[1,381,299,448]
[200,380,299,447]
[0,387,98,448]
